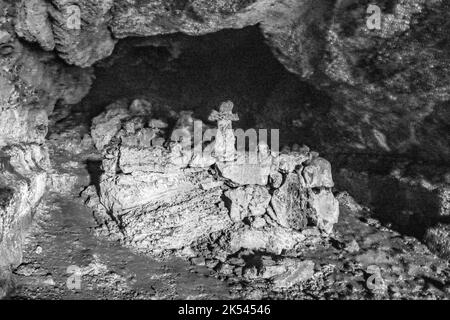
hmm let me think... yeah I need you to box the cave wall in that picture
[8,0,450,163]
[0,0,92,292]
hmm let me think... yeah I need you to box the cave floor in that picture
[8,193,235,300]
[6,146,450,300]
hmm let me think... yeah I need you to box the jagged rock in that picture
[309,189,339,234]
[48,0,117,67]
[270,173,308,230]
[345,239,360,254]
[100,173,232,254]
[0,42,92,148]
[424,224,450,260]
[228,226,305,255]
[302,157,334,189]
[269,171,283,189]
[47,124,94,155]
[272,260,315,289]
[15,0,55,51]
[91,105,130,150]
[189,152,216,168]
[251,216,267,229]
[0,30,12,44]
[0,144,49,278]
[224,185,271,222]
[274,151,310,174]
[216,153,272,186]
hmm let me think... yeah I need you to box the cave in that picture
[1,0,449,301]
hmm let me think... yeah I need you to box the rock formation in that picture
[84,100,339,263]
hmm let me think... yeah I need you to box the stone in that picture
[424,224,450,260]
[345,239,360,253]
[272,260,315,289]
[0,30,12,44]
[91,105,129,150]
[216,156,271,186]
[261,265,288,279]
[224,186,271,222]
[0,145,49,280]
[15,0,55,51]
[49,0,117,67]
[228,226,305,255]
[169,143,192,168]
[274,152,309,173]
[251,216,267,229]
[302,157,334,188]
[190,257,206,266]
[121,128,157,148]
[189,152,216,168]
[270,173,308,230]
[309,189,339,234]
[208,101,239,162]
[269,171,283,189]
[224,188,252,222]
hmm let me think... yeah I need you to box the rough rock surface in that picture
[425,224,450,260]
[84,99,339,260]
[0,134,447,299]
[11,0,450,161]
[0,144,49,295]
[335,165,450,257]
[1,3,94,297]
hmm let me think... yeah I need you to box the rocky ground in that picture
[8,186,450,300]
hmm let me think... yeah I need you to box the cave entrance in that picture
[52,25,333,151]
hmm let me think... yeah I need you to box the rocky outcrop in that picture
[0,145,49,294]
[1,3,94,296]
[84,99,339,259]
[269,0,450,161]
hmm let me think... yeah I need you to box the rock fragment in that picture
[270,173,308,230]
[302,157,334,188]
[309,189,339,234]
[272,260,315,289]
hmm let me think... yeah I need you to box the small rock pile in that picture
[83,98,339,289]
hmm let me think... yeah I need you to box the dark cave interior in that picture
[59,26,336,152]
[46,25,448,241]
